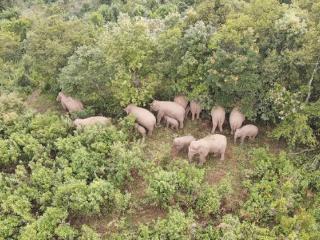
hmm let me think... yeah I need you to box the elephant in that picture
[56,91,84,113]
[73,116,111,129]
[164,116,179,130]
[150,100,185,129]
[135,123,147,142]
[229,108,245,135]
[234,124,258,144]
[190,101,202,121]
[172,135,196,156]
[124,104,156,136]
[174,95,188,109]
[188,134,227,165]
[211,106,225,133]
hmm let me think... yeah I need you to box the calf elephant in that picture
[234,124,258,144]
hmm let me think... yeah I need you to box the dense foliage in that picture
[1,0,320,239]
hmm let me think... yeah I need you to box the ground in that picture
[24,91,285,236]
[25,90,63,113]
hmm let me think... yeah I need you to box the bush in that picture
[53,179,130,216]
[19,207,73,240]
[271,113,317,149]
[195,185,221,217]
[138,209,194,240]
[147,168,177,207]
[241,148,309,226]
[79,225,102,240]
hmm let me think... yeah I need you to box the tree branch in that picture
[289,148,317,155]
[305,56,320,103]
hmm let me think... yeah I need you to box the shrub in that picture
[271,112,317,149]
[79,225,102,240]
[53,179,130,216]
[19,207,72,240]
[29,113,70,146]
[0,139,19,166]
[138,209,194,240]
[195,185,221,217]
[147,168,177,207]
[242,148,307,225]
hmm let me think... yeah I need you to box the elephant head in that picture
[150,100,160,112]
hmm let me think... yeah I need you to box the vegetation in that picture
[1,0,320,239]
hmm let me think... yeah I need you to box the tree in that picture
[25,15,95,91]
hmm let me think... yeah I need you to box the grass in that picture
[25,89,64,113]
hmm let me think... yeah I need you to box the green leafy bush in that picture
[138,209,194,240]
[147,168,177,207]
[271,113,317,148]
[53,179,130,216]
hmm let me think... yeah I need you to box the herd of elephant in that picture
[56,92,259,165]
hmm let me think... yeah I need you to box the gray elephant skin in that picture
[234,124,258,144]
[124,104,156,136]
[188,134,227,165]
[73,116,111,129]
[229,108,245,135]
[211,106,225,133]
[172,135,196,156]
[190,101,202,121]
[150,100,185,129]
[174,95,188,109]
[56,91,84,113]
[135,123,147,141]
[165,116,179,130]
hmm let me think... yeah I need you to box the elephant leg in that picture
[179,119,184,129]
[211,121,217,134]
[191,112,195,121]
[148,128,153,136]
[241,136,245,144]
[157,111,164,125]
[220,152,225,161]
[219,122,223,132]
[185,106,190,118]
[188,152,195,163]
[199,154,207,166]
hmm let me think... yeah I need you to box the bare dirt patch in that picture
[25,90,63,113]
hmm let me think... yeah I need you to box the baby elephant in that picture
[234,124,258,144]
[74,116,111,129]
[229,108,245,135]
[135,123,146,142]
[150,100,185,129]
[211,106,225,133]
[190,101,202,121]
[165,116,179,130]
[188,134,227,165]
[172,135,196,156]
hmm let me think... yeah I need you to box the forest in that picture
[0,0,320,239]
